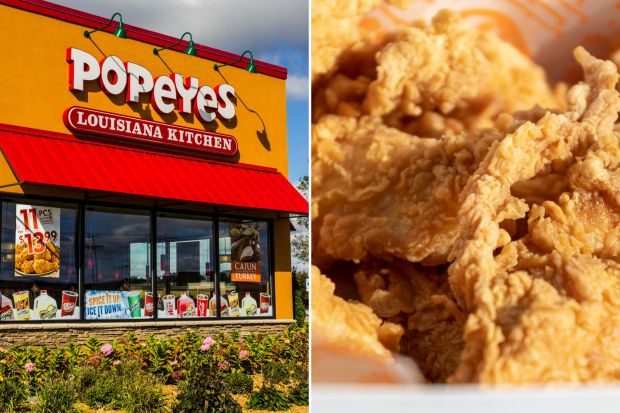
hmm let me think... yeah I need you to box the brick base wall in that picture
[0,319,295,347]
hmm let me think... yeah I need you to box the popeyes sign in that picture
[64,48,239,156]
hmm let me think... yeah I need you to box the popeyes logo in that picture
[64,48,239,156]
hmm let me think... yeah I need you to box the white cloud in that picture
[52,0,308,59]
[287,74,309,100]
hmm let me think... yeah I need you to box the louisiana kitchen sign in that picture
[64,47,239,156]
[63,107,238,156]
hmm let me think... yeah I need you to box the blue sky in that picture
[51,0,309,187]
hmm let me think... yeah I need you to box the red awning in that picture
[0,126,308,215]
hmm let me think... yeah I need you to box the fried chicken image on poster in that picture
[14,204,61,278]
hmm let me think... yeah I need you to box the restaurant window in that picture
[0,201,78,321]
[219,220,272,317]
[84,207,151,320]
[156,214,215,318]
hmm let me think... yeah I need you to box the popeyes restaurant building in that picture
[0,0,307,346]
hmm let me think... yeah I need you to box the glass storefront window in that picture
[0,202,78,321]
[219,220,272,317]
[0,199,275,322]
[84,207,151,320]
[156,214,214,318]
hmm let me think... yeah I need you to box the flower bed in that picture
[0,324,308,412]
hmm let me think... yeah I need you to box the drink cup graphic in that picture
[13,291,30,320]
[260,293,271,314]
[0,293,14,320]
[163,295,175,318]
[196,294,208,317]
[61,290,78,317]
[144,292,153,317]
[127,291,141,318]
[228,291,239,309]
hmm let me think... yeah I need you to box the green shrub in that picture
[33,377,78,413]
[288,364,309,406]
[288,382,309,406]
[294,287,306,326]
[246,387,291,411]
[223,372,253,395]
[0,379,28,412]
[73,366,98,393]
[118,374,167,413]
[83,376,122,409]
[174,363,241,413]
[262,362,290,387]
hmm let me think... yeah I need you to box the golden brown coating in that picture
[312,265,402,361]
[311,0,411,81]
[311,0,381,80]
[364,10,489,117]
[313,10,560,136]
[354,260,465,382]
[20,259,34,274]
[15,241,59,275]
[33,259,54,274]
[447,48,620,383]
[365,10,557,119]
[312,114,503,267]
[312,1,620,385]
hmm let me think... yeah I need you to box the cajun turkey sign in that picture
[230,223,261,283]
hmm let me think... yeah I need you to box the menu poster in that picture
[14,204,61,278]
[230,224,261,283]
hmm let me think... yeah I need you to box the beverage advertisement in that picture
[230,223,261,282]
[33,290,57,320]
[85,290,148,320]
[14,204,61,278]
[241,292,258,316]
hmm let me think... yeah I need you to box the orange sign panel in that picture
[231,261,261,283]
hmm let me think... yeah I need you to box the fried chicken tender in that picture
[33,259,54,275]
[312,0,409,80]
[34,249,51,261]
[364,10,488,117]
[355,260,465,382]
[447,48,620,383]
[20,259,34,274]
[312,266,401,361]
[314,10,560,136]
[365,10,558,122]
[312,114,502,267]
[312,265,424,383]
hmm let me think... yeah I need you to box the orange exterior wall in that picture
[0,4,295,319]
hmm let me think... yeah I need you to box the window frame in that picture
[0,195,277,323]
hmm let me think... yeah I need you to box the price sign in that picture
[15,204,61,278]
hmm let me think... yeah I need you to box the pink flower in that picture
[112,360,122,366]
[200,344,210,352]
[217,360,230,371]
[100,344,114,357]
[202,336,215,350]
[238,350,249,360]
[170,360,179,366]
[24,362,34,372]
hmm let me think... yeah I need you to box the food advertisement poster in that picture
[14,204,60,278]
[85,290,142,320]
[230,224,261,282]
